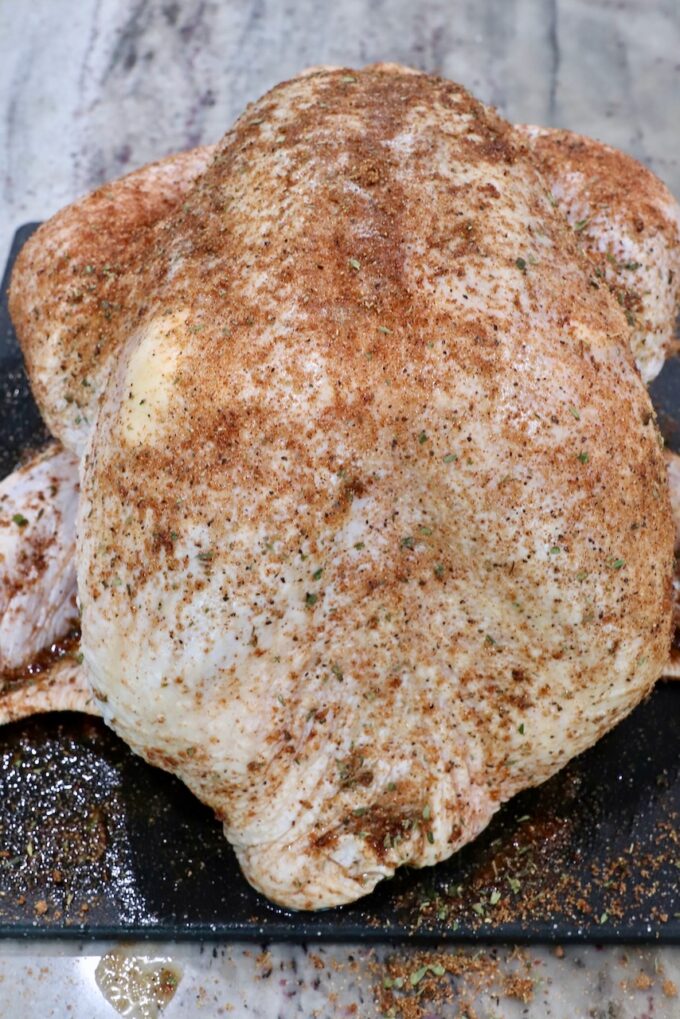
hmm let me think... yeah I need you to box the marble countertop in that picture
[2,0,680,260]
[1,0,679,1015]
[0,939,679,1017]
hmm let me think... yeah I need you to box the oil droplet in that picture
[95,948,182,1018]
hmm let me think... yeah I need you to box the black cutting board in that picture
[0,224,678,942]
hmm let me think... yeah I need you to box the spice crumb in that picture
[503,974,534,1002]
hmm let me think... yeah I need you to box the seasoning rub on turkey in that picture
[4,65,680,910]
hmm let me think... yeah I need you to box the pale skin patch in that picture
[120,313,186,447]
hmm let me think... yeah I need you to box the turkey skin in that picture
[68,68,675,908]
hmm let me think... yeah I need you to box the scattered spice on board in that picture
[371,946,536,1018]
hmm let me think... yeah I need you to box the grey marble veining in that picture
[1,0,680,260]
[0,938,678,1017]
[1,1,680,1016]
